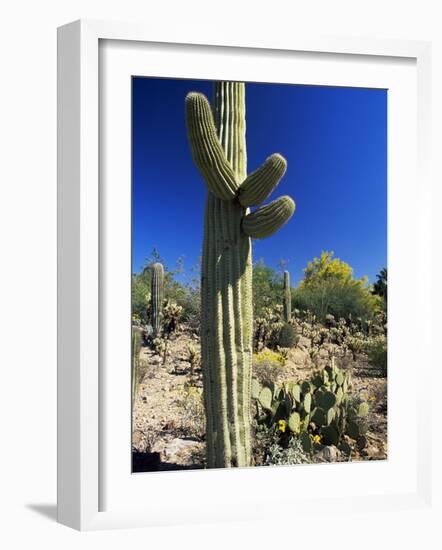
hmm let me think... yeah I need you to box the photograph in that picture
[131,77,388,472]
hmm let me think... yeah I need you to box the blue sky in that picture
[132,77,387,286]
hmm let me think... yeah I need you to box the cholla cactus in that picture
[187,343,201,377]
[162,299,183,336]
[254,306,285,351]
[186,82,295,467]
[344,332,366,361]
[152,336,167,360]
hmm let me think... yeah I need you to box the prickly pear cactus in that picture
[185,82,295,467]
[150,262,164,337]
[283,270,291,322]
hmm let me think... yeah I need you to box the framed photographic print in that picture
[57,19,432,530]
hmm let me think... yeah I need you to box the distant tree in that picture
[372,267,387,307]
[302,250,353,285]
[253,259,283,317]
[293,251,382,322]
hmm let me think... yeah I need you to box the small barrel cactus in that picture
[283,270,291,322]
[186,81,295,467]
[150,262,164,337]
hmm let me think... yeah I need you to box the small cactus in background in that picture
[186,82,295,467]
[162,299,183,337]
[187,343,201,377]
[150,262,164,337]
[283,270,291,322]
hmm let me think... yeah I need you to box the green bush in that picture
[292,251,383,323]
[253,260,283,318]
[366,336,387,376]
[292,279,382,323]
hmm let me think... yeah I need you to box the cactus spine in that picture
[283,270,291,322]
[150,262,164,337]
[186,82,295,468]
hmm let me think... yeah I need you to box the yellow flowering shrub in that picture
[253,349,286,367]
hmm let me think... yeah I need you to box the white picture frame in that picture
[57,19,433,531]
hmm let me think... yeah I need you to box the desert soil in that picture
[132,327,387,471]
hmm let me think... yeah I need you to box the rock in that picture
[164,438,198,459]
[316,445,340,462]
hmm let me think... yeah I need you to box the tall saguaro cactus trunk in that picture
[186,82,295,468]
[150,262,164,338]
[283,270,292,322]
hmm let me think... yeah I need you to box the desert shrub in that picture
[293,281,382,323]
[132,271,151,324]
[174,383,205,439]
[277,322,299,348]
[366,335,387,376]
[372,267,387,309]
[253,349,286,386]
[167,283,200,324]
[254,349,286,367]
[293,251,383,323]
[253,260,283,318]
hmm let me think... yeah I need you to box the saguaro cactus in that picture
[185,82,295,468]
[150,262,164,337]
[283,270,292,322]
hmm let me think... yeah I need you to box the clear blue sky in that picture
[132,77,387,286]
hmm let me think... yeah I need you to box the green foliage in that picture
[132,249,201,326]
[253,260,283,318]
[132,269,151,325]
[303,250,353,283]
[263,426,310,466]
[366,335,387,376]
[293,251,383,322]
[372,267,387,307]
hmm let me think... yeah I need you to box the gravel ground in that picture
[132,328,387,471]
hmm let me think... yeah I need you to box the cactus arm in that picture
[185,92,238,200]
[242,195,295,239]
[238,153,287,207]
